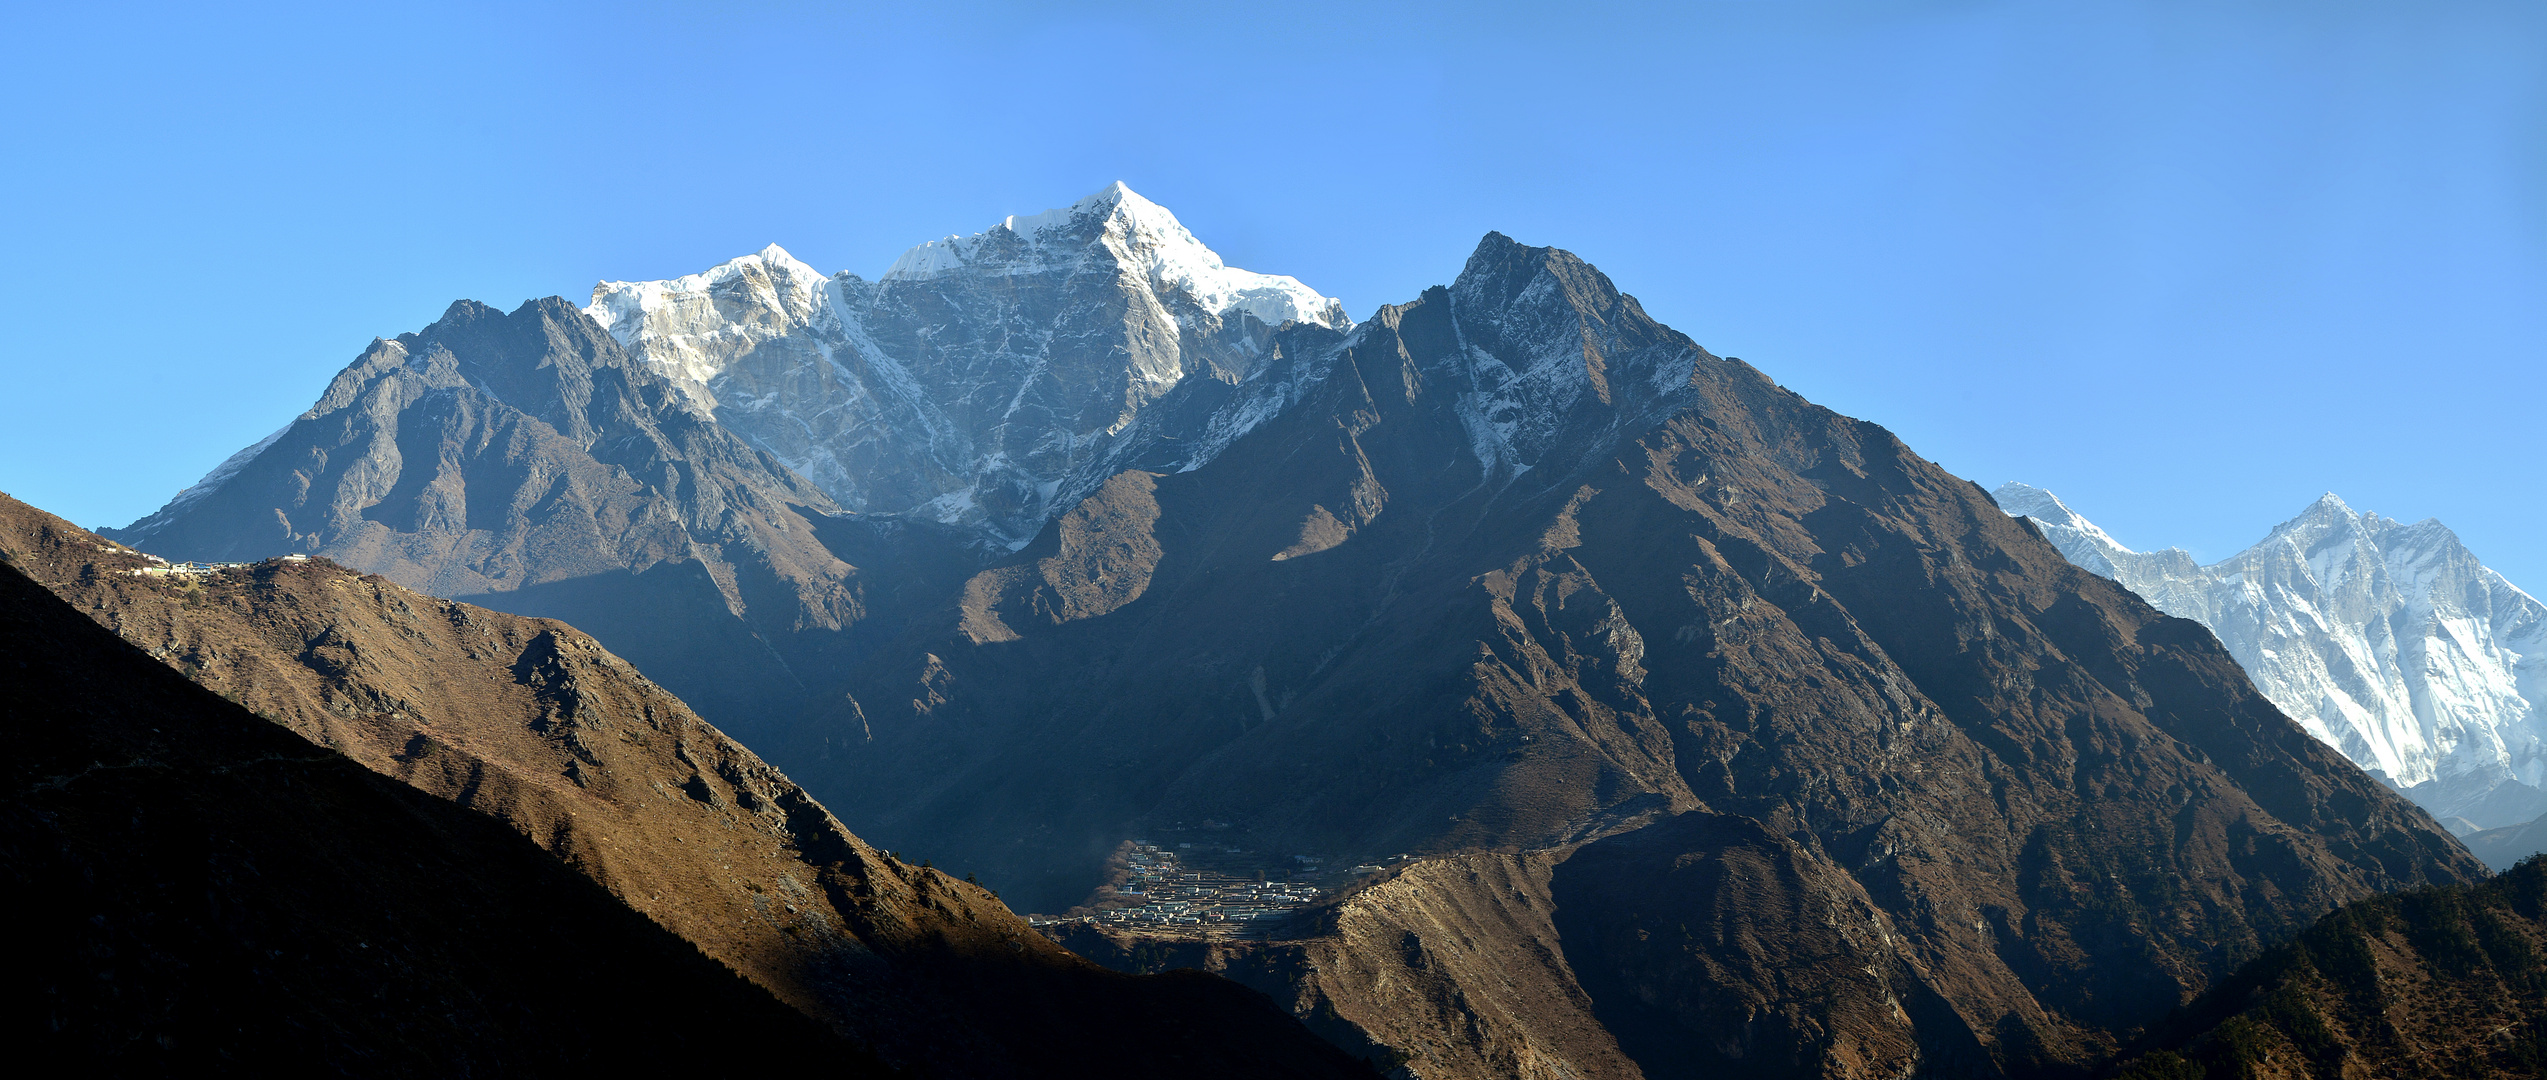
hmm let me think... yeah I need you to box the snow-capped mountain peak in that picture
[582,184,1351,545]
[885,182,1348,334]
[1995,482,2547,829]
[586,243,830,388]
[2267,492,2359,537]
[1994,483,2142,576]
[1991,482,2079,525]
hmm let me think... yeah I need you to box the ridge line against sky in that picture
[2,1,2540,588]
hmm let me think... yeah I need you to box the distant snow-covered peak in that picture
[1994,483,2109,539]
[1997,483,2547,829]
[2266,492,2361,536]
[883,182,1350,333]
[1992,482,2147,572]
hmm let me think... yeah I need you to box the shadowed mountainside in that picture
[3,491,1371,1080]
[1052,851,1648,1080]
[0,556,871,1074]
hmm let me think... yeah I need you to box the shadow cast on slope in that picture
[0,560,879,1074]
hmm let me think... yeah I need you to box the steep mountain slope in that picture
[0,555,868,1074]
[4,492,1370,1079]
[811,234,2481,1077]
[95,296,903,743]
[2109,856,2547,1080]
[1994,484,2547,829]
[587,182,1352,547]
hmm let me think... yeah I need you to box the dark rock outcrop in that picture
[1549,811,1941,1079]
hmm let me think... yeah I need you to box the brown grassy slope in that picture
[0,490,1370,1080]
[2110,856,2547,1080]
[0,558,870,1075]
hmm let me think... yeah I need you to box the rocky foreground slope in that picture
[4,492,1369,1079]
[1993,484,2546,833]
[0,555,868,1073]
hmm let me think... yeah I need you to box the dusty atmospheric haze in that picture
[5,5,2544,1078]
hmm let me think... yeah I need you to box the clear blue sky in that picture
[4,2,2540,587]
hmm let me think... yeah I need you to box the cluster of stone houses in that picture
[1083,842,1328,934]
[125,553,308,577]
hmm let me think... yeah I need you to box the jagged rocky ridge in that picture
[1993,484,2547,832]
[99,189,2491,1078]
[6,493,1369,1079]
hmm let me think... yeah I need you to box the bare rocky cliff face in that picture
[810,234,2483,1077]
[4,492,1370,1080]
